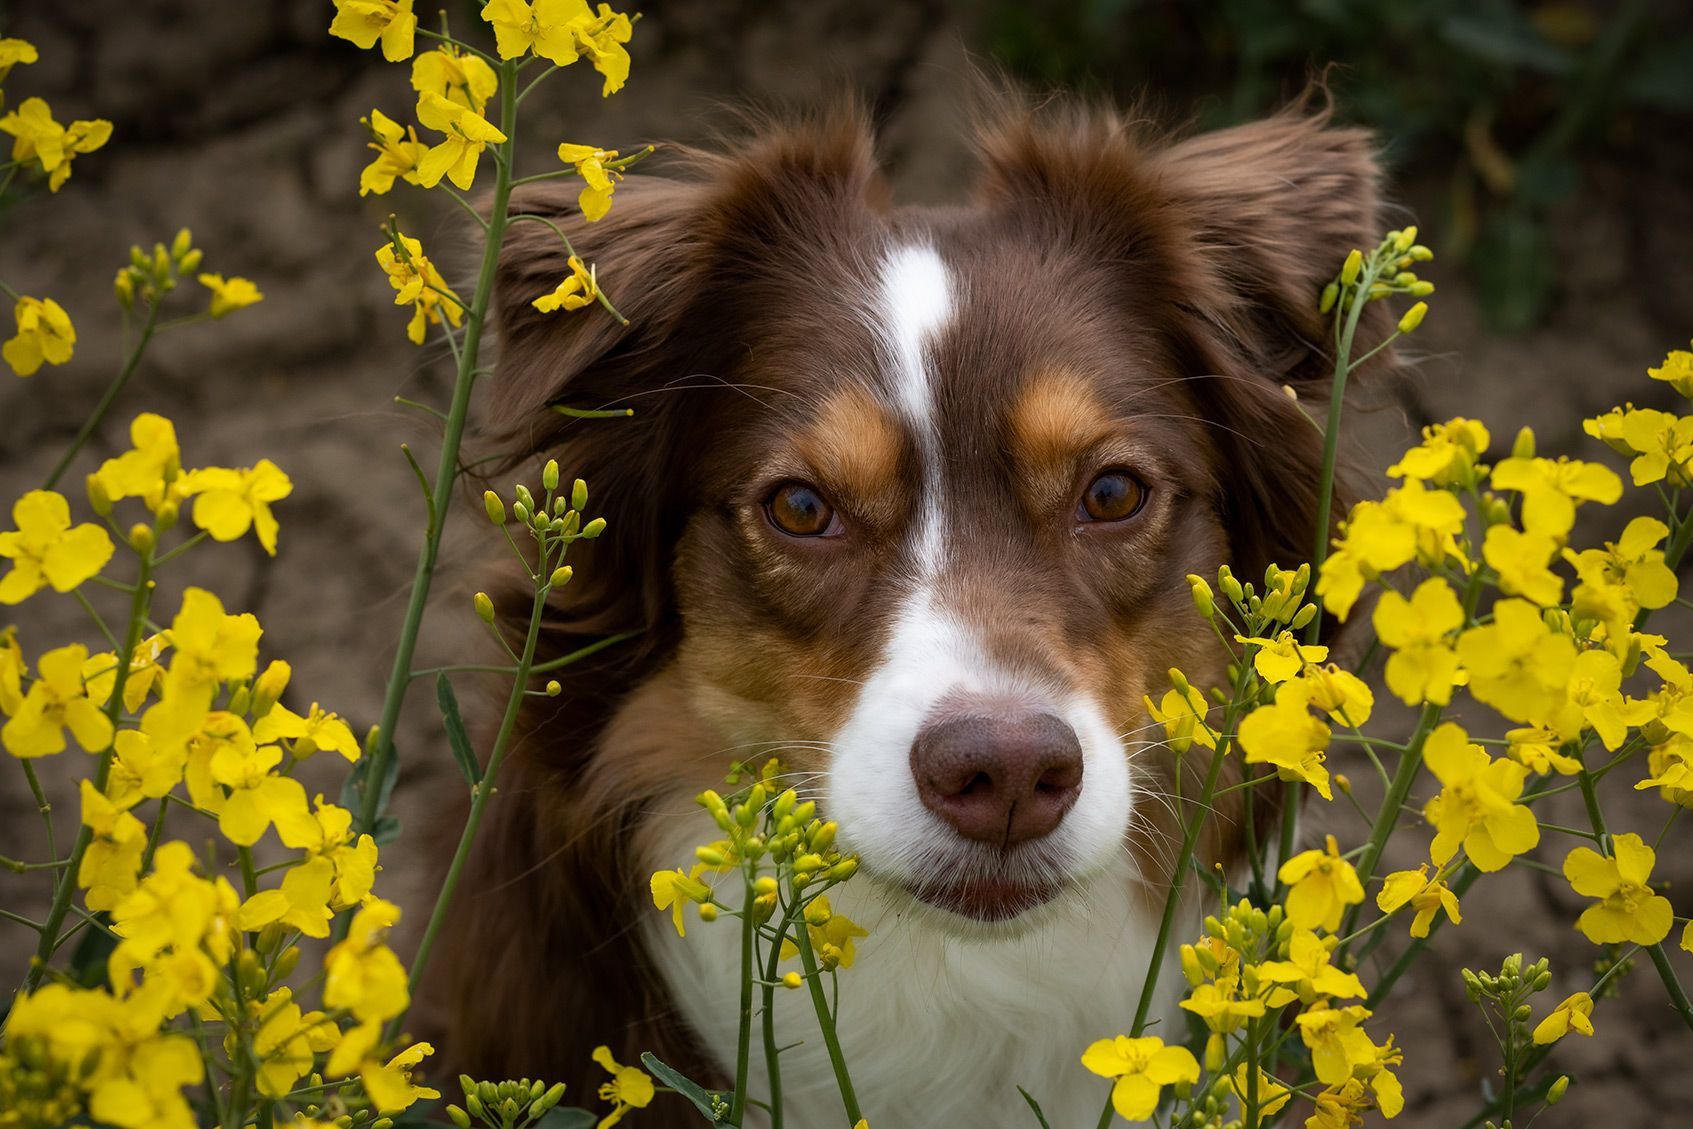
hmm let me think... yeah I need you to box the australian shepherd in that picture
[429,91,1391,1127]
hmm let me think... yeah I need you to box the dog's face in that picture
[490,102,1384,928]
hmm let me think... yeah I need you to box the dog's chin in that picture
[903,874,1065,923]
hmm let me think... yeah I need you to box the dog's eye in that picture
[766,481,840,537]
[1078,470,1146,523]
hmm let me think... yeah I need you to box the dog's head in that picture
[489,99,1384,927]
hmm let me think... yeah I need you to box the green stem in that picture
[760,908,798,1129]
[359,61,519,836]
[398,575,549,1022]
[792,903,862,1125]
[1344,703,1441,921]
[14,534,155,1002]
[43,296,162,489]
[729,873,757,1126]
[21,760,55,862]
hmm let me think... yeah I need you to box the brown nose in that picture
[910,711,1083,847]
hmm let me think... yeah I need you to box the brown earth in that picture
[2,2,1691,1126]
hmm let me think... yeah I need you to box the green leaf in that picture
[436,672,483,786]
[1018,1087,1054,1129]
[640,1053,729,1125]
[535,1109,598,1129]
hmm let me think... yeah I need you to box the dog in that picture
[429,92,1390,1127]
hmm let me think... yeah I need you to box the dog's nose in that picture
[910,709,1083,846]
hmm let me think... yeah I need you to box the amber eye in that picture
[766,481,839,537]
[1078,470,1146,523]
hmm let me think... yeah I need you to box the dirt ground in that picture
[2,2,1691,1125]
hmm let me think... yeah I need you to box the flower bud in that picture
[782,971,803,989]
[1340,249,1363,286]
[129,523,155,554]
[1546,1075,1569,1105]
[545,679,562,697]
[537,1082,566,1114]
[1334,773,1351,795]
[515,484,535,511]
[827,857,858,881]
[1512,427,1535,460]
[1319,282,1338,314]
[1218,566,1243,604]
[572,478,589,511]
[114,268,136,307]
[251,660,291,718]
[754,875,778,896]
[483,490,505,525]
[1408,280,1435,296]
[512,500,530,525]
[697,902,719,922]
[474,592,495,624]
[236,948,266,996]
[1204,1031,1227,1073]
[1186,574,1215,619]
[1396,226,1417,252]
[581,517,607,539]
[447,1106,471,1129]
[549,565,573,588]
[542,459,560,491]
[1397,301,1428,334]
[1290,603,1317,630]
[86,473,112,517]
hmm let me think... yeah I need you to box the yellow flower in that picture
[1423,721,1539,872]
[236,855,336,938]
[1502,726,1579,777]
[1317,480,1469,618]
[375,229,464,344]
[1080,1035,1200,1122]
[209,737,310,846]
[650,865,712,936]
[358,109,427,196]
[1454,599,1576,723]
[179,460,293,555]
[1542,648,1646,751]
[255,701,361,761]
[1376,865,1461,938]
[411,45,498,113]
[1490,454,1622,539]
[483,0,634,94]
[196,272,263,318]
[1256,928,1366,1003]
[1637,734,1693,807]
[0,96,112,191]
[1238,680,1333,800]
[1386,417,1490,488]
[1648,344,1693,399]
[362,1041,440,1113]
[1372,577,1464,706]
[0,37,40,82]
[0,489,114,603]
[2,642,114,758]
[593,1044,655,1127]
[323,899,410,1023]
[1682,919,1692,955]
[1224,1066,1291,1119]
[1236,630,1327,684]
[93,412,183,514]
[3,295,75,376]
[1277,834,1363,933]
[83,633,170,715]
[329,0,416,61]
[1563,832,1674,945]
[415,91,507,190]
[248,988,336,1098]
[533,254,599,313]
[1482,525,1563,606]
[150,587,262,729]
[1295,1003,1376,1088]
[106,729,187,809]
[86,1033,202,1129]
[79,779,146,911]
[779,895,869,970]
[556,142,621,221]
[274,795,379,907]
[1143,673,1216,754]
[1605,407,1693,487]
[1567,515,1679,640]
[1531,991,1595,1044]
[567,4,635,96]
[1179,979,1266,1032]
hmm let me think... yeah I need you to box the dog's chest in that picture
[646,819,1184,1129]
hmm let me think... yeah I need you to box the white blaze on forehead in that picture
[878,243,954,429]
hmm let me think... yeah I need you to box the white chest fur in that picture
[645,815,1188,1129]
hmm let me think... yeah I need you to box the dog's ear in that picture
[483,108,884,641]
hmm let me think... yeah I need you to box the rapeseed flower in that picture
[0,489,113,604]
[556,142,620,220]
[3,295,75,376]
[1423,722,1538,872]
[1080,1035,1200,1122]
[196,273,263,318]
[1277,834,1363,932]
[1563,832,1673,945]
[534,254,599,313]
[1372,577,1464,706]
[329,0,416,61]
[2,642,113,758]
[1376,865,1462,938]
[415,91,507,190]
[0,96,112,191]
[1531,991,1594,1044]
[593,1044,655,1127]
[180,459,293,555]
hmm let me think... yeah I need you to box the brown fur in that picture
[422,91,1391,1118]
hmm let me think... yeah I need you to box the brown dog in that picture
[429,94,1388,1127]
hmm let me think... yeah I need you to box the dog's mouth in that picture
[902,873,1065,922]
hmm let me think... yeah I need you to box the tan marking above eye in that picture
[1008,369,1114,479]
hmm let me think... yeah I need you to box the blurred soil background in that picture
[2,1,1692,1125]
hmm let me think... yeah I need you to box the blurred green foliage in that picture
[968,0,1693,331]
